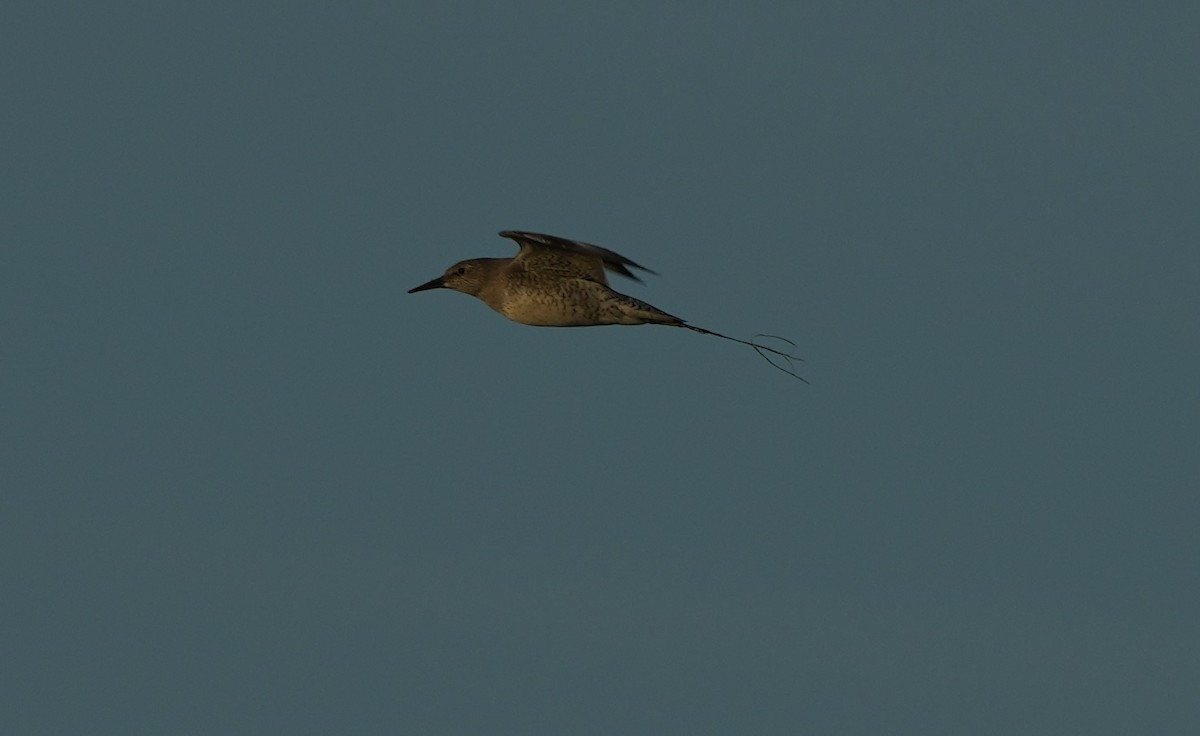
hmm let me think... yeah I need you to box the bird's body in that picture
[491,276,682,327]
[408,230,806,381]
[409,231,683,327]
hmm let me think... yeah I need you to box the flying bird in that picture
[408,230,806,381]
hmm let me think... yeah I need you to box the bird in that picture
[408,230,806,381]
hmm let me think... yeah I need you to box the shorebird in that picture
[408,230,806,381]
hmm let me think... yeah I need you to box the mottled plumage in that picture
[408,230,807,381]
[501,230,656,284]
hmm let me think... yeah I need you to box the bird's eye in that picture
[454,266,467,275]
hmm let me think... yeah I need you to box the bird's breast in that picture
[490,284,608,327]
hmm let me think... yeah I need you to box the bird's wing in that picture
[499,230,658,285]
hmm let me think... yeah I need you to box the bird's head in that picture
[407,259,490,298]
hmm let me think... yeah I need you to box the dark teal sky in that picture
[5,2,1199,733]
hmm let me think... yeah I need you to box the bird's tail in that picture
[601,290,688,326]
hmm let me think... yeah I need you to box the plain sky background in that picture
[4,2,1199,733]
